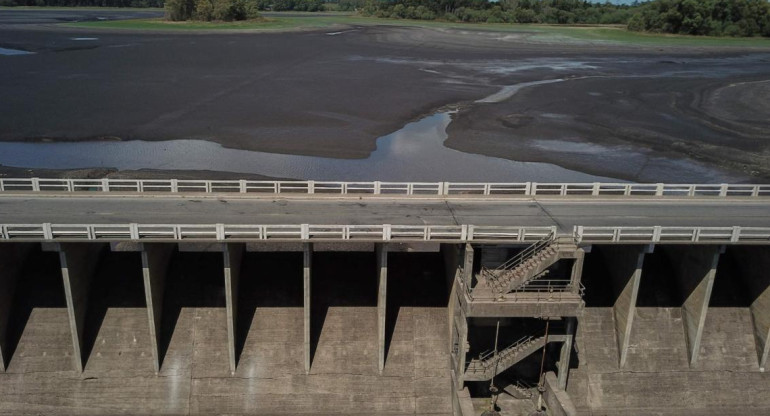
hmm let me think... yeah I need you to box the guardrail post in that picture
[460,225,468,241]
[66,179,74,192]
[0,179,4,192]
[32,178,40,192]
[130,223,140,240]
[753,186,760,197]
[731,226,741,243]
[171,179,178,193]
[442,182,450,196]
[239,180,246,193]
[205,181,212,193]
[0,225,7,240]
[42,223,53,240]
[383,224,391,241]
[467,225,474,241]
[484,183,491,196]
[216,224,225,241]
[653,226,662,243]
[374,181,381,195]
[575,226,584,243]
[307,181,314,195]
[101,178,109,192]
[719,184,728,197]
[655,183,664,196]
[301,224,309,240]
[592,183,600,196]
[529,182,536,196]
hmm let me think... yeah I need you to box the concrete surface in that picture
[0,195,768,232]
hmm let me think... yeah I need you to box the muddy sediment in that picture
[1,14,769,182]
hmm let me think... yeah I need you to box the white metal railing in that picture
[1,178,768,198]
[0,224,555,243]
[574,226,770,244]
[1,223,768,244]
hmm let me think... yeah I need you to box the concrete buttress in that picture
[727,246,770,371]
[141,243,174,374]
[376,243,388,374]
[664,245,723,366]
[601,245,650,368]
[57,243,108,372]
[303,242,312,374]
[224,243,244,375]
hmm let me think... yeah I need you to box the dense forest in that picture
[628,0,770,36]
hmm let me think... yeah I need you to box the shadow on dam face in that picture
[580,245,760,309]
[81,251,146,371]
[3,247,65,371]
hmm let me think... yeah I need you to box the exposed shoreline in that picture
[2,12,769,182]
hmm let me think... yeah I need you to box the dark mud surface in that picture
[1,10,769,182]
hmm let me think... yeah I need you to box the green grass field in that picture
[44,10,770,47]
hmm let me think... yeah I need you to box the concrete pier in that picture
[727,246,770,371]
[55,243,108,372]
[224,243,244,374]
[376,243,388,374]
[141,243,174,373]
[462,244,474,288]
[601,245,650,368]
[664,246,723,366]
[558,317,576,389]
[303,242,312,374]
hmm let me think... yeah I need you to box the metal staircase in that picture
[463,332,566,381]
[503,380,534,399]
[481,233,561,294]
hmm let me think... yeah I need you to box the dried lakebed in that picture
[1,20,769,182]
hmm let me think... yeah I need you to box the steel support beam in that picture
[376,243,388,374]
[57,243,107,372]
[303,242,312,375]
[141,243,174,374]
[224,243,244,375]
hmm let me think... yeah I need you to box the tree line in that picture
[360,0,637,24]
[628,0,770,37]
[3,0,769,37]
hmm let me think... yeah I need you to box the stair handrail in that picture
[470,331,546,373]
[480,231,555,283]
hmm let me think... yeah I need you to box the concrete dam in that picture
[0,178,769,416]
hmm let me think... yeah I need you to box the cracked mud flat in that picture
[1,12,769,181]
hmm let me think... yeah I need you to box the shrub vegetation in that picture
[627,0,770,37]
